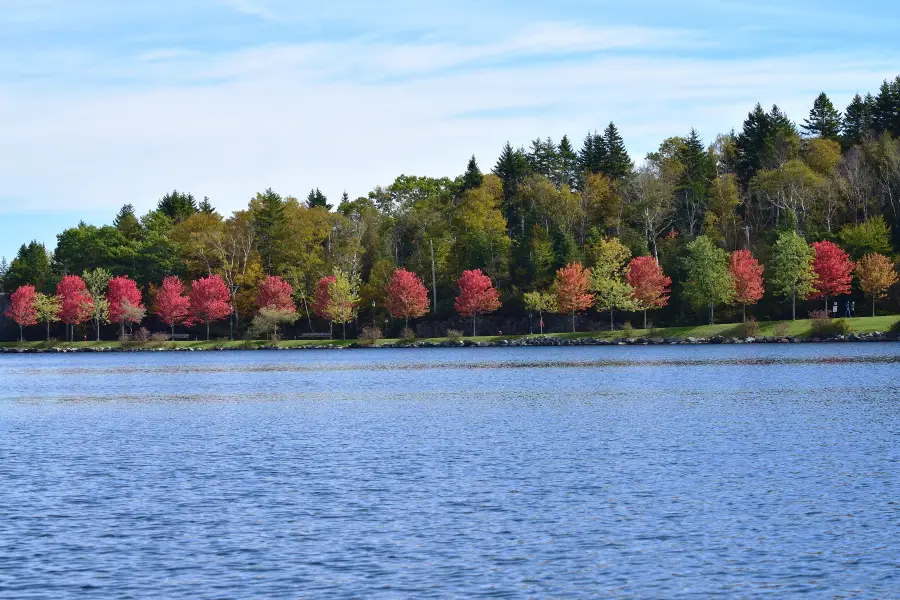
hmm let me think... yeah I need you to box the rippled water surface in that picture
[1,345,898,598]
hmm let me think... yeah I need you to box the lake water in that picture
[1,345,898,598]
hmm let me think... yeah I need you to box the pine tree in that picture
[253,188,286,274]
[675,129,716,236]
[461,155,484,191]
[527,137,558,179]
[556,135,578,189]
[842,93,874,146]
[157,190,198,223]
[872,77,900,136]
[600,123,632,180]
[493,142,531,228]
[113,204,141,238]
[306,188,332,210]
[801,92,842,140]
[578,130,606,175]
[198,196,215,214]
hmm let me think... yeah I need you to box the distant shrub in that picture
[133,327,151,343]
[809,311,851,337]
[150,332,171,342]
[620,321,633,338]
[359,326,382,347]
[773,322,790,338]
[646,320,657,337]
[400,327,416,344]
[446,329,463,343]
[737,317,760,339]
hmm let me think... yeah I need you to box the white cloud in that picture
[0,19,896,226]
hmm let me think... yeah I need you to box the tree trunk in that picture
[172,323,175,341]
[709,303,714,326]
[96,319,101,341]
[742,303,746,322]
[342,321,346,340]
[121,321,125,340]
[473,314,477,337]
[643,310,647,330]
[610,309,614,331]
[206,320,210,341]
[792,293,796,321]
[873,297,876,317]
[571,311,575,333]
[19,324,23,342]
[46,322,50,341]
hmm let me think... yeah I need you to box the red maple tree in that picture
[190,275,231,340]
[154,276,192,338]
[730,249,765,321]
[627,256,672,329]
[312,275,337,320]
[4,285,37,341]
[107,276,145,337]
[57,275,93,341]
[809,241,854,308]
[554,262,594,333]
[386,268,430,328]
[256,275,295,312]
[454,269,501,336]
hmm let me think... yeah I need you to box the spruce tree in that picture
[306,188,332,210]
[4,241,53,291]
[801,92,842,140]
[253,188,286,274]
[493,142,531,226]
[842,93,874,146]
[600,122,632,180]
[113,204,141,239]
[461,155,484,191]
[676,129,716,236]
[872,77,900,136]
[198,196,215,214]
[556,135,578,189]
[578,131,606,175]
[157,190,198,223]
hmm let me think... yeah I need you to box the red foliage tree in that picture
[57,275,93,341]
[729,250,765,321]
[554,262,594,333]
[107,276,145,338]
[386,268,430,328]
[256,275,295,312]
[4,285,37,341]
[809,241,855,308]
[454,269,501,336]
[190,275,232,340]
[312,275,337,321]
[154,276,192,338]
[627,256,672,329]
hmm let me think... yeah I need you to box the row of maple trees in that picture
[3,238,896,341]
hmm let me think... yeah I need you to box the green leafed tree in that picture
[682,236,734,324]
[5,241,53,292]
[588,237,636,330]
[770,230,817,320]
[522,290,555,334]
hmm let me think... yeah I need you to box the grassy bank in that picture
[2,316,898,351]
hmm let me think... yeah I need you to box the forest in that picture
[2,75,900,341]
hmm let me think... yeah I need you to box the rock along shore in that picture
[0,331,897,353]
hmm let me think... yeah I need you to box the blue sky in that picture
[1,0,899,262]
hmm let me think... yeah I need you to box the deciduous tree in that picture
[190,275,231,341]
[107,276,145,338]
[57,275,93,341]
[522,291,555,334]
[553,263,594,333]
[809,241,855,309]
[257,275,295,312]
[589,237,635,330]
[5,285,38,341]
[34,292,60,341]
[730,250,765,321]
[627,256,672,329]
[771,231,817,320]
[682,236,733,325]
[455,269,501,336]
[855,253,897,316]
[82,268,111,341]
[326,268,359,340]
[154,276,192,338]
[386,268,430,328]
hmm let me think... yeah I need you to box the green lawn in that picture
[2,315,897,350]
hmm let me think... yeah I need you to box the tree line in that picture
[2,75,900,340]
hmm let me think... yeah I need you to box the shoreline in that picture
[0,331,897,353]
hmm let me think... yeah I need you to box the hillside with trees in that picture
[2,76,900,340]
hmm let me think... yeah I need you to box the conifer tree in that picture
[600,123,632,180]
[252,188,286,274]
[842,93,874,146]
[801,92,843,140]
[306,188,332,210]
[113,204,142,238]
[157,190,198,223]
[556,135,578,189]
[198,197,216,214]
[461,155,484,191]
[578,131,606,175]
[872,77,900,136]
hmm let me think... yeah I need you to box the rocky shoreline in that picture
[0,331,897,353]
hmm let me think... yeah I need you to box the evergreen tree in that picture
[735,104,798,185]
[493,142,531,229]
[578,130,606,175]
[842,93,874,146]
[253,188,286,274]
[556,135,578,189]
[157,190,198,223]
[5,241,53,291]
[600,123,633,179]
[801,92,842,140]
[461,155,484,192]
[872,77,900,136]
[527,137,558,179]
[675,129,716,236]
[0,256,8,292]
[306,188,332,210]
[113,204,141,239]
[198,196,215,214]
